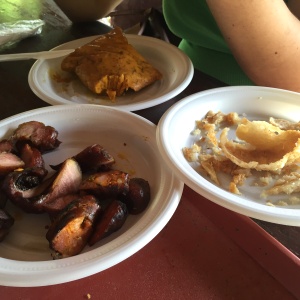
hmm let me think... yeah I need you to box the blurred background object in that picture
[53,0,123,22]
[111,0,162,33]
[0,1,46,48]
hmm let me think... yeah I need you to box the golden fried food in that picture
[61,27,162,101]
[219,120,300,171]
[183,110,300,205]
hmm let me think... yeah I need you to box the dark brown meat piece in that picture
[50,144,115,172]
[1,158,81,214]
[72,144,115,172]
[0,190,7,209]
[1,167,50,213]
[0,209,14,242]
[46,195,100,258]
[79,170,129,197]
[88,199,128,246]
[11,121,61,153]
[45,194,80,220]
[18,143,45,169]
[121,178,150,215]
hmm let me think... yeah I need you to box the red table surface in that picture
[1,186,298,300]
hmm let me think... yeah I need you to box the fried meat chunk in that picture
[61,27,162,101]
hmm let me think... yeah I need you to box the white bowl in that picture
[157,86,300,226]
[0,104,183,287]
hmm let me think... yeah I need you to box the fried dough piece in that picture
[61,27,162,101]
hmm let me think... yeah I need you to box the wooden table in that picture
[0,1,299,299]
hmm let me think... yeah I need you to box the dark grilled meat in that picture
[79,170,129,197]
[1,167,50,213]
[88,199,128,246]
[46,195,101,258]
[50,144,115,172]
[11,121,61,153]
[121,178,150,215]
[0,209,14,242]
[1,158,82,214]
[18,143,45,169]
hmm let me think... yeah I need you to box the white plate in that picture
[28,35,193,111]
[0,105,183,287]
[157,86,300,226]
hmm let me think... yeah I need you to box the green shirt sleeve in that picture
[162,0,254,85]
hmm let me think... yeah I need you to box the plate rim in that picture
[28,34,194,111]
[0,104,184,287]
[156,85,300,226]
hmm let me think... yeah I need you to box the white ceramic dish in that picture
[157,86,300,226]
[0,105,183,287]
[28,34,193,111]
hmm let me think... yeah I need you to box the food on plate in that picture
[51,143,115,172]
[61,27,163,101]
[88,199,128,246]
[11,121,61,152]
[121,177,151,215]
[0,152,25,178]
[79,170,130,198]
[0,209,14,242]
[220,119,300,171]
[46,195,100,258]
[0,121,151,258]
[183,110,300,206]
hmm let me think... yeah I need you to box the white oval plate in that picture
[0,105,183,287]
[157,86,300,226]
[28,34,193,111]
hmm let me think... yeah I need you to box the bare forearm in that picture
[206,0,300,91]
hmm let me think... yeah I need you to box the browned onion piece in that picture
[0,152,25,177]
[0,139,14,153]
[34,158,82,212]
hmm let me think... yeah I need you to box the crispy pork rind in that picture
[183,110,300,203]
[261,172,300,197]
[269,117,300,131]
[182,111,246,192]
[220,119,300,171]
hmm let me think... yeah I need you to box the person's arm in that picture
[206,0,300,91]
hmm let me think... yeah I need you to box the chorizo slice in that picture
[88,199,128,246]
[79,170,129,197]
[46,195,100,258]
[51,144,115,172]
[121,178,150,214]
[0,209,14,242]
